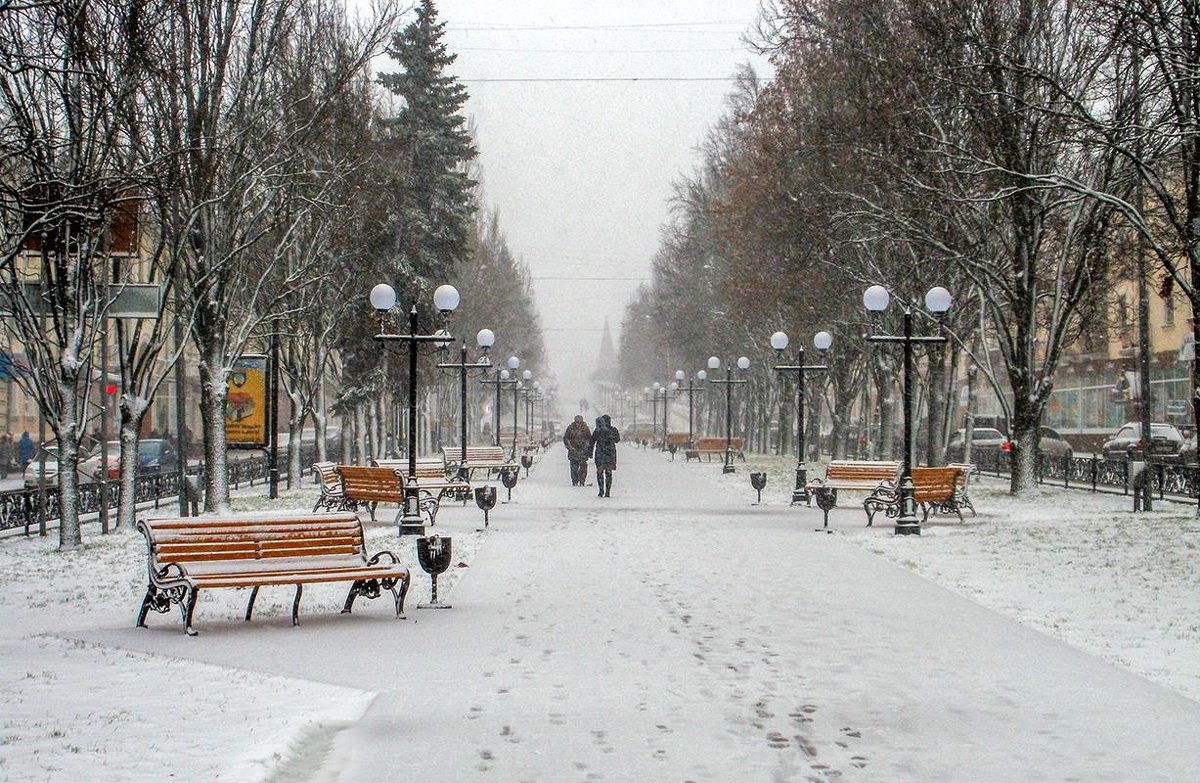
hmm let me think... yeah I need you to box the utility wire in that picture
[452,21,749,31]
[460,76,737,83]
[456,46,745,53]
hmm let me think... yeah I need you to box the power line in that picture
[451,21,749,32]
[531,276,647,281]
[460,76,737,83]
[456,46,745,53]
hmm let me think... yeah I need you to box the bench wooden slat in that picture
[136,511,410,635]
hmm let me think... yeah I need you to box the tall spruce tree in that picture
[377,0,477,280]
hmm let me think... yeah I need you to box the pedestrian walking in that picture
[17,431,34,469]
[590,414,621,497]
[562,415,593,486]
[0,433,12,476]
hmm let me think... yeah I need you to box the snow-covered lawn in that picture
[737,453,1200,702]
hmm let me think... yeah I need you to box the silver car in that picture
[23,444,95,489]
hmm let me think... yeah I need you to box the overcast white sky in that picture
[432,0,772,414]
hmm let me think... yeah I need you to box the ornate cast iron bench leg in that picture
[245,586,260,621]
[291,584,303,626]
[182,587,199,636]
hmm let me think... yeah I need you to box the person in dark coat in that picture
[17,431,34,469]
[562,415,593,486]
[589,414,621,497]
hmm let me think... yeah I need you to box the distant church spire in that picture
[591,317,618,382]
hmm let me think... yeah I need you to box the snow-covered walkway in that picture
[3,445,1198,781]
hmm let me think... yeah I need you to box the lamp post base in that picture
[722,463,735,474]
[398,517,426,537]
[894,479,920,535]
[791,463,809,505]
[399,493,426,536]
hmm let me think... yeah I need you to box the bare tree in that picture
[0,1,153,547]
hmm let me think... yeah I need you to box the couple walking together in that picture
[562,414,621,497]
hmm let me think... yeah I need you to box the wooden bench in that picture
[135,511,410,636]
[441,445,518,480]
[863,465,969,526]
[312,461,351,513]
[375,458,472,501]
[806,460,902,528]
[947,462,979,517]
[685,436,745,462]
[336,464,439,526]
[499,431,539,456]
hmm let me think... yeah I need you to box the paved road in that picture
[76,445,1200,782]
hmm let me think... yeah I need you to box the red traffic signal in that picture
[105,383,117,395]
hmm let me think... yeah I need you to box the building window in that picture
[1165,292,1176,326]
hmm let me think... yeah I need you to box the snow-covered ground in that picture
[1,446,1197,782]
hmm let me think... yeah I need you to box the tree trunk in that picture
[197,348,231,513]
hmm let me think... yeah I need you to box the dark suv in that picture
[83,438,179,480]
[1101,422,1185,460]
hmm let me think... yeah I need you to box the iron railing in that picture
[972,448,1200,502]
[0,449,320,534]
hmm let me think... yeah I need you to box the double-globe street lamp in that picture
[370,281,460,536]
[437,329,496,480]
[480,357,518,449]
[708,355,750,474]
[770,329,833,504]
[675,369,707,449]
[863,284,952,536]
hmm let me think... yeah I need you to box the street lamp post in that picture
[863,284,952,535]
[370,282,460,536]
[438,329,495,480]
[676,369,706,449]
[964,364,977,464]
[770,329,833,504]
[659,381,679,450]
[480,361,517,448]
[644,385,658,446]
[708,355,750,474]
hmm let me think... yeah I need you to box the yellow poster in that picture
[226,355,268,448]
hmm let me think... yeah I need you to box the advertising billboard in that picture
[226,354,269,449]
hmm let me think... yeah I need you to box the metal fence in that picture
[0,450,315,535]
[972,448,1200,503]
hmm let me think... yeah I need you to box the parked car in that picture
[945,427,1009,462]
[1101,422,1185,460]
[1030,426,1073,460]
[81,438,180,481]
[23,443,95,489]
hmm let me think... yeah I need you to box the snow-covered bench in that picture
[372,458,472,505]
[686,436,745,463]
[336,464,438,525]
[441,445,517,481]
[806,460,902,528]
[863,465,970,526]
[135,511,410,636]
